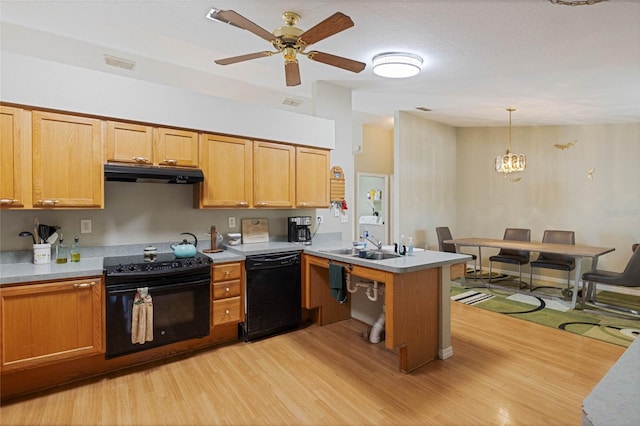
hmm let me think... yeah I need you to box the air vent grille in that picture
[282,98,302,107]
[104,55,136,71]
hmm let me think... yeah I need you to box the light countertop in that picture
[1,240,470,285]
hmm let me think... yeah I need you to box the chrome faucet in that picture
[363,231,383,250]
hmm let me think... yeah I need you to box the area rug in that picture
[451,278,640,348]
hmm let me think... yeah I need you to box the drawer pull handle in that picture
[0,198,18,205]
[225,309,230,315]
[73,281,96,288]
[132,157,149,163]
[164,159,178,165]
[225,287,230,292]
[224,271,230,276]
[37,199,59,206]
[256,202,268,207]
[236,201,249,207]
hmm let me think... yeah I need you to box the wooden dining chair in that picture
[581,244,640,316]
[529,230,575,293]
[436,226,478,280]
[489,228,531,286]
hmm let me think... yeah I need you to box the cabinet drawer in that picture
[213,280,241,299]
[212,297,241,325]
[212,263,241,281]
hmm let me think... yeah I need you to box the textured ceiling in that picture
[1,0,639,128]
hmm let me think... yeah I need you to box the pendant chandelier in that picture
[495,108,526,175]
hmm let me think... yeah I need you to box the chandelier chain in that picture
[548,0,608,6]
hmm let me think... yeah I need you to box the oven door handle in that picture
[106,279,210,295]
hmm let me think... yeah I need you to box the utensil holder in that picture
[33,243,51,264]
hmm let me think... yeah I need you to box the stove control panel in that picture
[104,255,211,276]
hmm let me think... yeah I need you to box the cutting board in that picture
[241,218,269,244]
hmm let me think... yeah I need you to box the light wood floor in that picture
[0,302,625,425]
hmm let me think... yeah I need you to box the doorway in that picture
[356,173,391,245]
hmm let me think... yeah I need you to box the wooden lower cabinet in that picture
[0,277,103,373]
[211,262,244,329]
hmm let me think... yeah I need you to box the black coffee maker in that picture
[287,216,312,245]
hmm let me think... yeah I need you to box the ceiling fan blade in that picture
[306,51,366,73]
[210,9,275,42]
[215,51,273,65]
[297,12,354,46]
[285,61,301,86]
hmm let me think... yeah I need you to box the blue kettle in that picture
[171,232,198,258]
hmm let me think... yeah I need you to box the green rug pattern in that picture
[451,279,640,348]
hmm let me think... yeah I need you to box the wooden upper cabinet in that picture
[105,121,153,165]
[295,147,330,208]
[106,122,198,168]
[0,106,30,208]
[0,277,103,372]
[155,127,198,168]
[198,134,252,208]
[31,111,103,208]
[253,141,295,208]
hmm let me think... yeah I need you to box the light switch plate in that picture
[228,217,236,228]
[341,214,348,223]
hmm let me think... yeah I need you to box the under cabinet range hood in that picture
[104,164,204,184]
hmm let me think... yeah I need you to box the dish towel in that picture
[329,263,348,304]
[131,287,154,344]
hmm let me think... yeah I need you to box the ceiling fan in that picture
[207,9,366,86]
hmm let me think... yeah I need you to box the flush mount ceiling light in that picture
[495,108,527,175]
[372,52,422,78]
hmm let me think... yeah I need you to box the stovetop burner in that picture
[103,252,212,276]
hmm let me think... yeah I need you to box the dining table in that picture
[444,237,616,309]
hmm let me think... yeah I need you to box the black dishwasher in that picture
[243,251,301,341]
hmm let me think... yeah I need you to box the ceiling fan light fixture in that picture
[372,52,422,78]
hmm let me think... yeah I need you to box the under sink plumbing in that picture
[346,274,383,302]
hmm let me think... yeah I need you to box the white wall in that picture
[455,123,640,273]
[394,112,458,250]
[1,51,334,149]
[311,81,355,240]
[0,182,317,251]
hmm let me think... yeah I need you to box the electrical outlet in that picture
[316,215,323,224]
[228,217,236,228]
[341,214,348,223]
[80,219,92,234]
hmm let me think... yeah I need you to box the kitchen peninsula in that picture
[302,242,470,373]
[0,242,469,399]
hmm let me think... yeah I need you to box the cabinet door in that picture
[155,127,198,167]
[295,147,330,208]
[198,134,252,208]
[32,111,103,208]
[253,141,295,208]
[0,107,29,208]
[0,277,103,372]
[105,121,153,165]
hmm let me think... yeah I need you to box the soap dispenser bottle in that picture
[407,237,414,256]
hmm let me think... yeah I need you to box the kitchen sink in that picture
[320,248,401,260]
[358,251,401,260]
[320,248,360,256]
